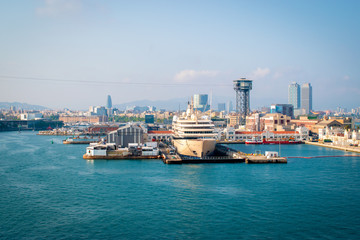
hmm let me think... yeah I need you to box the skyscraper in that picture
[288,82,300,109]
[218,103,226,112]
[301,83,312,114]
[107,95,112,109]
[193,94,210,112]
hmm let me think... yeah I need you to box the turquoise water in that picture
[1,131,360,239]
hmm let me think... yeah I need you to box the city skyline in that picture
[1,0,359,110]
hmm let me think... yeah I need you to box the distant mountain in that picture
[113,98,188,111]
[114,95,236,111]
[0,102,49,111]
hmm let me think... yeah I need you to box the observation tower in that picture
[233,78,253,126]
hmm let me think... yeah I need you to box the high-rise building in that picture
[193,94,210,112]
[288,82,300,109]
[218,103,226,112]
[227,101,233,113]
[270,104,294,118]
[107,95,112,109]
[301,83,312,114]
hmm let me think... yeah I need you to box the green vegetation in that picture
[156,117,173,124]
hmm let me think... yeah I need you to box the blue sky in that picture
[0,0,359,110]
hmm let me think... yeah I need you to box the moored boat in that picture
[172,99,216,158]
[63,136,102,144]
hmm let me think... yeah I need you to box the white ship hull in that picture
[173,139,216,158]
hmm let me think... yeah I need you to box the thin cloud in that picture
[250,67,270,79]
[36,0,82,17]
[174,70,218,82]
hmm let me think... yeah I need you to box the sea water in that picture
[1,131,360,239]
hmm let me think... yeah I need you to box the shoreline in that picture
[305,141,360,154]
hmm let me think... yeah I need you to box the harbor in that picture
[83,141,287,164]
[2,131,360,240]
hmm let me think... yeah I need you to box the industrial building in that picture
[107,124,144,147]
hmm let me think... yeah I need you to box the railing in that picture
[180,155,236,160]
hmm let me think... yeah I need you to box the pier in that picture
[305,141,360,154]
[82,142,287,163]
[83,154,160,160]
[245,155,287,164]
[160,144,286,164]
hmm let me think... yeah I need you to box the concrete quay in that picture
[246,155,287,164]
[217,140,245,144]
[305,141,360,154]
[83,154,161,160]
[160,144,286,164]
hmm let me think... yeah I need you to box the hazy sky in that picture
[1,0,359,110]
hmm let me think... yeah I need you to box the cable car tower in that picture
[233,78,253,126]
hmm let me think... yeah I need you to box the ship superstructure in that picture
[172,100,216,158]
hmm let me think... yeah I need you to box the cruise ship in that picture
[172,101,216,158]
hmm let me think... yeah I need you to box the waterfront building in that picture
[146,130,173,141]
[245,113,261,131]
[59,115,108,123]
[291,116,320,133]
[246,113,294,132]
[20,112,43,120]
[225,127,309,141]
[318,127,360,146]
[193,94,210,112]
[228,114,239,127]
[107,124,144,147]
[288,82,300,109]
[312,119,343,135]
[88,125,120,134]
[260,113,293,131]
[270,104,294,118]
[301,83,312,114]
